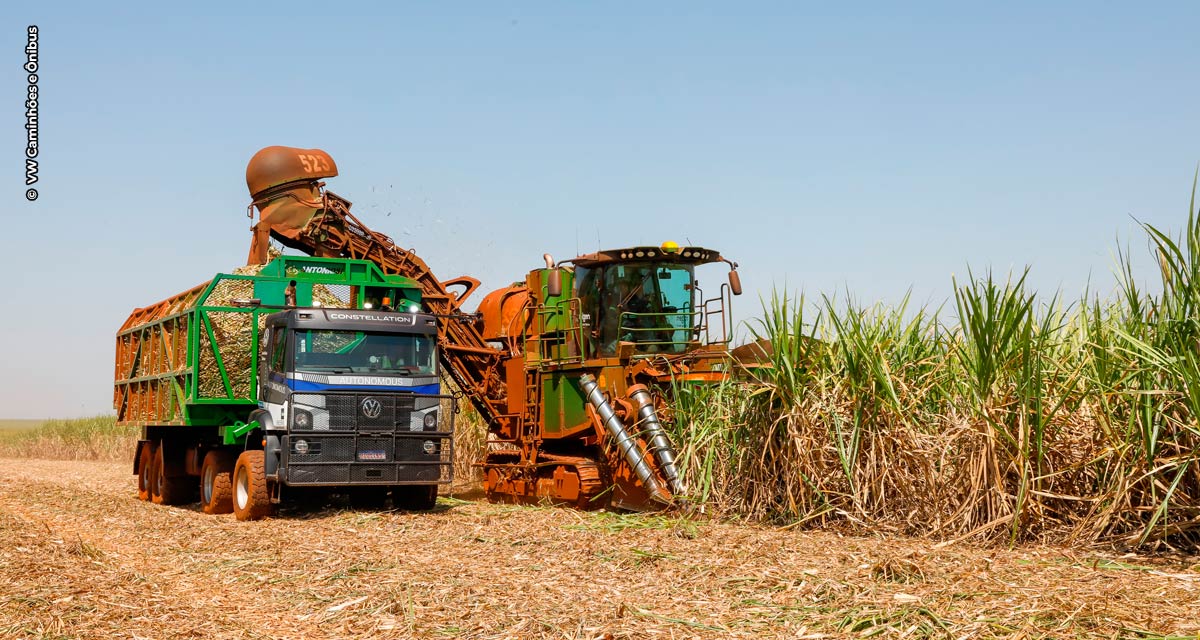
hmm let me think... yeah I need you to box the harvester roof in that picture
[565,244,726,268]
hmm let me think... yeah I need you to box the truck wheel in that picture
[136,442,155,501]
[233,450,272,521]
[393,485,438,511]
[200,450,235,515]
[151,444,191,506]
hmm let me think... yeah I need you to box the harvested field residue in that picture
[1,460,1198,639]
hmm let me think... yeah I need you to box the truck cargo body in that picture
[114,255,453,517]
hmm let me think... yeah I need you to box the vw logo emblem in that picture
[361,397,383,419]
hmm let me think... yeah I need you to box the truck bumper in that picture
[279,432,452,486]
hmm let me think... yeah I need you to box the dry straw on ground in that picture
[1,459,1198,639]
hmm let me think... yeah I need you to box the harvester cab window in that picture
[590,263,695,355]
[293,330,437,376]
[573,266,600,356]
[655,266,696,349]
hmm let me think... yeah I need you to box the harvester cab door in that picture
[596,265,655,355]
[653,266,696,353]
[574,266,602,358]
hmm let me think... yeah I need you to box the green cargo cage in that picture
[113,256,422,429]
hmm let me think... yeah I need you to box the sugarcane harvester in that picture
[242,146,744,510]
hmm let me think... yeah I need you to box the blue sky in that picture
[2,3,1198,418]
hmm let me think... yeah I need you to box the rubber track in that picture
[536,452,607,509]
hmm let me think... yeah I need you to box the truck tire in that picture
[393,485,438,511]
[136,442,155,501]
[151,444,191,506]
[200,450,235,515]
[233,450,272,521]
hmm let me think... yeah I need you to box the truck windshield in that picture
[293,330,437,376]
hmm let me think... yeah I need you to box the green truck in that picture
[114,255,454,520]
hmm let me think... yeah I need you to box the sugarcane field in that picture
[5,5,1200,639]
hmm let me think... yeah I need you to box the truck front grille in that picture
[293,392,418,432]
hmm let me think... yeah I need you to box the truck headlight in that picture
[423,440,437,454]
[294,409,313,429]
[294,439,310,454]
[423,411,437,430]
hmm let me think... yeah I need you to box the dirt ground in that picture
[1,460,1198,639]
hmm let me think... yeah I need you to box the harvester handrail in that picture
[526,297,587,366]
[699,284,734,345]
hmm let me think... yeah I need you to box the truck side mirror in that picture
[728,270,743,296]
[547,269,563,298]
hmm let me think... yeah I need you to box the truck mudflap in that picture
[280,432,453,486]
[265,434,281,479]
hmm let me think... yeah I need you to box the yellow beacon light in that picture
[661,240,680,254]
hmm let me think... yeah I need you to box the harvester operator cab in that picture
[566,242,741,357]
